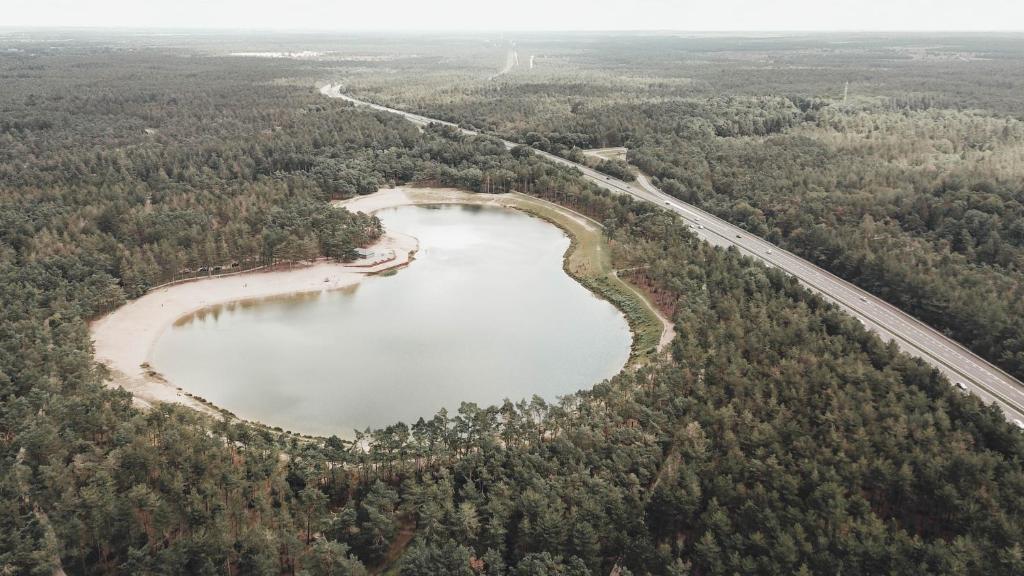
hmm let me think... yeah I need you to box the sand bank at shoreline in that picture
[90,187,521,413]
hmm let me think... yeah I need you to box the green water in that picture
[151,204,631,436]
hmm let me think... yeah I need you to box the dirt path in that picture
[488,45,518,80]
[370,516,417,575]
[582,147,628,162]
[613,269,676,353]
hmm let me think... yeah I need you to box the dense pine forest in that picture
[2,33,1024,575]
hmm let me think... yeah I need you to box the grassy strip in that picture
[503,193,666,362]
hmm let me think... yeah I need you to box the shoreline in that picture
[89,187,553,414]
[90,185,672,423]
[90,227,419,413]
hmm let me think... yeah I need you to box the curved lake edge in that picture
[341,187,670,363]
[90,232,420,417]
[90,186,670,437]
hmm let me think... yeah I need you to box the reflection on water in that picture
[151,204,631,436]
[173,285,361,327]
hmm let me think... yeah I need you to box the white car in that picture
[859,296,868,303]
[766,249,773,255]
[954,382,968,393]
[1015,419,1024,430]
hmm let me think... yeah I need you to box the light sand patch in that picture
[583,147,628,162]
[342,186,602,234]
[342,186,529,215]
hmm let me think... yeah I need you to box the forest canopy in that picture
[2,32,1024,576]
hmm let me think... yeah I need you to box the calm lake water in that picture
[150,204,631,436]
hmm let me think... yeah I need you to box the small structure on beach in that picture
[353,248,396,267]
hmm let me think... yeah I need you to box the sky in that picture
[4,0,1024,32]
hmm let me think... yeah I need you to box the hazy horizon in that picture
[4,27,1024,35]
[4,0,1024,33]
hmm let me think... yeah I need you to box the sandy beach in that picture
[92,185,672,416]
[90,186,525,412]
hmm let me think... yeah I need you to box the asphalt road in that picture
[321,84,1024,424]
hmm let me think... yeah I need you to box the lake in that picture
[150,204,632,436]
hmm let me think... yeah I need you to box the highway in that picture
[320,84,1024,424]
